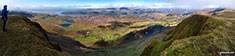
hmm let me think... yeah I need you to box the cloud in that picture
[101,3,173,8]
[12,3,174,10]
[0,0,173,9]
[167,0,235,9]
[26,5,93,9]
[0,0,13,5]
[1,0,234,10]
[0,0,22,10]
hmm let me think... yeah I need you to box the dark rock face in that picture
[120,7,129,10]
[124,25,171,40]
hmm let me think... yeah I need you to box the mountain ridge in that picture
[141,14,235,56]
[0,15,69,56]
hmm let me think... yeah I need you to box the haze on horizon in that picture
[0,0,234,10]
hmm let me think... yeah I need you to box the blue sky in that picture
[0,0,167,6]
[0,0,235,9]
[0,0,171,9]
[20,0,166,5]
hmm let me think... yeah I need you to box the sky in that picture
[0,0,235,10]
[167,0,235,9]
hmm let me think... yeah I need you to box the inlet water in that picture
[63,19,75,23]
[60,24,71,27]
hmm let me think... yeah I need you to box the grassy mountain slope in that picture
[0,15,68,56]
[141,14,235,56]
[85,25,171,56]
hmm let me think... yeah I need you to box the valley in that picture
[30,11,184,48]
[0,6,234,56]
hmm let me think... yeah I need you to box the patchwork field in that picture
[31,13,183,47]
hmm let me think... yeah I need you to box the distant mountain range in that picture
[61,7,196,16]
[1,7,225,18]
[0,11,57,18]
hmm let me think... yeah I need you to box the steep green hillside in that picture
[0,15,68,56]
[141,14,235,56]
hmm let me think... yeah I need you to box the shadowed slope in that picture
[0,15,68,56]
